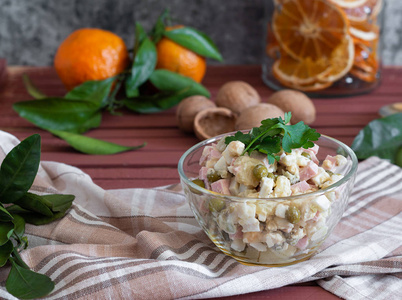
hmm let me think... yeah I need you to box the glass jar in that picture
[262,0,384,97]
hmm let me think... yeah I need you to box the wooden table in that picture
[1,62,401,300]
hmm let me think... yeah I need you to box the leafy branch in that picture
[0,134,75,299]
[14,9,221,155]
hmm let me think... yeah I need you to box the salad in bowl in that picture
[178,113,358,266]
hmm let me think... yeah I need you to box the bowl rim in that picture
[178,132,358,202]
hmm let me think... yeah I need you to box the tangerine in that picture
[54,28,129,90]
[156,26,206,83]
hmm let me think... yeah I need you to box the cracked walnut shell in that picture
[194,107,236,140]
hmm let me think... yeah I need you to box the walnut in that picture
[215,81,261,115]
[175,95,216,133]
[235,103,285,130]
[266,90,316,124]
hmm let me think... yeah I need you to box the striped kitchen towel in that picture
[0,131,400,300]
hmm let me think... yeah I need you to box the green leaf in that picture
[396,147,402,167]
[124,89,190,114]
[0,241,13,267]
[0,222,14,246]
[0,134,41,203]
[13,98,101,133]
[150,9,169,43]
[38,194,75,212]
[351,113,402,165]
[126,24,157,97]
[134,21,148,46]
[164,26,223,61]
[22,74,47,99]
[255,136,282,164]
[12,248,29,269]
[0,204,14,222]
[149,69,210,97]
[49,130,146,155]
[12,214,25,238]
[7,205,67,226]
[65,77,115,108]
[14,192,54,217]
[225,131,252,146]
[6,258,55,299]
[278,122,321,153]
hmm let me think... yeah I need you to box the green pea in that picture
[209,197,226,212]
[301,152,311,160]
[285,205,301,224]
[253,164,268,180]
[267,172,275,180]
[207,170,220,183]
[192,179,205,188]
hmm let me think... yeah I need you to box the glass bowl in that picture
[178,133,358,267]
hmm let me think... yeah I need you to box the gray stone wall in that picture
[0,0,401,66]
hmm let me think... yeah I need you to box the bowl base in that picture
[226,251,315,267]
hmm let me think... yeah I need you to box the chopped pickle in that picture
[209,197,226,212]
[207,170,221,183]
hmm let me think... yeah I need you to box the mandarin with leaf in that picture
[54,28,129,90]
[156,26,207,83]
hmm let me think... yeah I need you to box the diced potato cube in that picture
[311,195,331,212]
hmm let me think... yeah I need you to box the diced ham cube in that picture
[198,167,210,189]
[299,161,319,181]
[199,146,213,165]
[296,236,309,250]
[322,155,337,172]
[199,167,209,181]
[210,149,222,159]
[291,180,311,194]
[211,179,231,195]
[229,226,244,240]
[199,144,221,166]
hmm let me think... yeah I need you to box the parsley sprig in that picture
[225,112,321,164]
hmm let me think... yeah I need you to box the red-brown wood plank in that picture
[0,59,7,90]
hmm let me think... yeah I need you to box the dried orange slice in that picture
[353,42,379,73]
[342,0,383,22]
[350,65,377,82]
[273,35,354,86]
[272,53,331,85]
[274,72,333,91]
[349,22,379,41]
[272,0,349,61]
[318,36,354,82]
[329,0,368,8]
